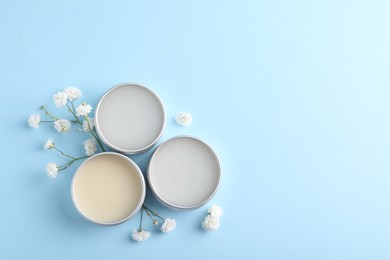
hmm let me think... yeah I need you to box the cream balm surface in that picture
[95,83,165,154]
[72,153,145,225]
[148,136,221,209]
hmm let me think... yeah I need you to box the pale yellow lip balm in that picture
[71,152,145,225]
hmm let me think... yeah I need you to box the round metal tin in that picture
[147,136,221,210]
[95,83,166,154]
[71,152,146,225]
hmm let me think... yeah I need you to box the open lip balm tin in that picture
[95,83,165,154]
[147,136,221,210]
[71,152,146,225]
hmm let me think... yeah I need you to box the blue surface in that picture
[1,0,390,259]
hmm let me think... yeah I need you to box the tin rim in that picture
[147,136,222,210]
[95,82,166,154]
[71,152,146,225]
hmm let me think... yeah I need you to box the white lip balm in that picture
[148,136,221,210]
[95,83,165,154]
[72,152,145,225]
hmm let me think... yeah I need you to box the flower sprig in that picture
[132,205,176,242]
[28,86,106,178]
[43,138,90,178]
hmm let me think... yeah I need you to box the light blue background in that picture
[1,0,389,259]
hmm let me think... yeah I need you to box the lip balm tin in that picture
[95,83,165,154]
[147,136,221,210]
[71,152,146,225]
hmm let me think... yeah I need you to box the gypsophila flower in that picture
[53,119,71,132]
[132,230,150,242]
[28,114,41,128]
[83,138,97,156]
[44,138,55,150]
[175,111,192,127]
[53,91,68,108]
[76,103,92,116]
[161,218,176,233]
[202,215,220,231]
[63,87,82,101]
[82,117,95,132]
[46,162,58,179]
[208,205,223,218]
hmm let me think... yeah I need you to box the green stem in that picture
[71,101,76,113]
[59,161,74,171]
[91,129,105,151]
[41,120,78,123]
[85,117,93,132]
[82,115,105,152]
[58,156,89,171]
[53,147,74,159]
[66,104,82,124]
[40,106,58,120]
[138,208,144,232]
[142,204,165,221]
[69,103,105,151]
[76,155,89,160]
[143,206,158,224]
